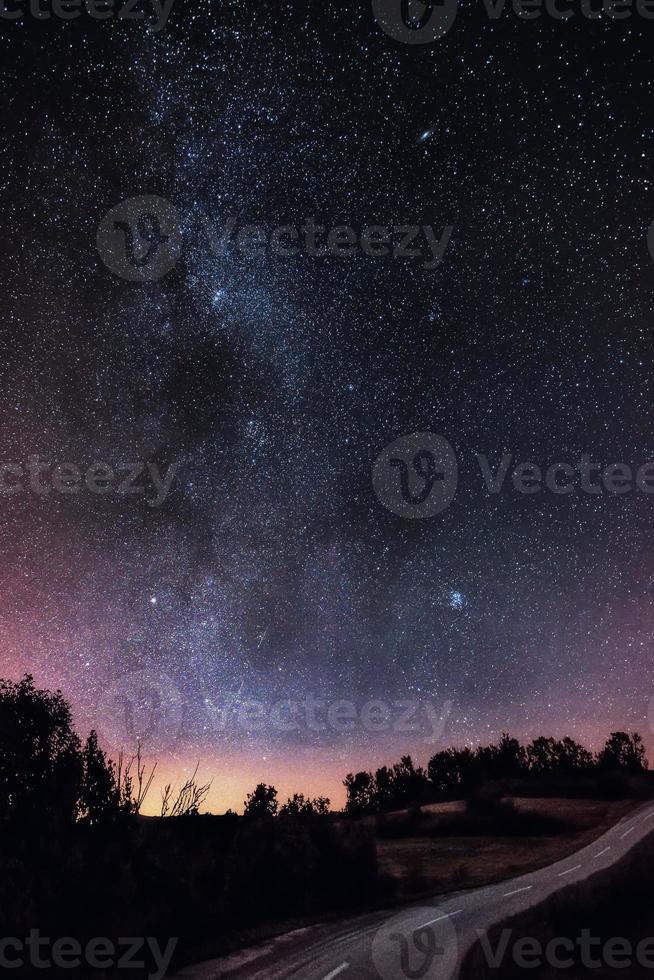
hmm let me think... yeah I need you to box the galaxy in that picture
[1,1,654,813]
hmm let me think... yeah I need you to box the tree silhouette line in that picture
[242,784,331,819]
[0,675,213,827]
[1,674,648,824]
[0,673,650,976]
[0,675,335,826]
[0,675,374,974]
[343,732,648,815]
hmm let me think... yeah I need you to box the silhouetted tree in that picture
[244,782,278,819]
[374,766,394,810]
[280,793,330,817]
[344,771,376,815]
[390,755,430,807]
[556,736,595,772]
[598,732,647,773]
[494,733,528,778]
[527,736,559,775]
[346,758,432,814]
[475,734,528,782]
[312,796,330,816]
[0,675,81,827]
[428,746,476,794]
[527,735,594,775]
[78,730,120,825]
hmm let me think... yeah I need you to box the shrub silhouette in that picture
[243,782,279,819]
[0,675,82,829]
[78,731,122,826]
[279,793,330,817]
[598,731,647,773]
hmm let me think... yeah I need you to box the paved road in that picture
[174,803,654,980]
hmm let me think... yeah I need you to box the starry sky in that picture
[2,0,654,812]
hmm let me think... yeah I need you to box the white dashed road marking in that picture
[415,909,464,930]
[321,965,349,980]
[558,865,582,877]
[318,815,651,980]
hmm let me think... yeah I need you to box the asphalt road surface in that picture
[173,803,654,980]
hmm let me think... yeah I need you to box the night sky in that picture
[2,0,654,812]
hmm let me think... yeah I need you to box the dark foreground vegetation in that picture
[0,675,651,976]
[0,676,378,976]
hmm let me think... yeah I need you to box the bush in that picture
[426,795,568,837]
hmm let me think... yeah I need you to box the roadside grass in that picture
[175,797,640,976]
[374,798,638,898]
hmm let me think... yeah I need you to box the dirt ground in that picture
[376,798,637,897]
